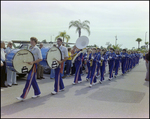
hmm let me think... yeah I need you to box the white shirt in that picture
[1,48,6,61]
[58,45,68,60]
[29,45,43,61]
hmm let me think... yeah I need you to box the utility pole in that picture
[50,34,54,42]
[115,35,117,45]
[145,32,147,50]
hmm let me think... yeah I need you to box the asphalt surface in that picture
[1,59,149,118]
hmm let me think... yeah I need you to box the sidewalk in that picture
[1,59,149,118]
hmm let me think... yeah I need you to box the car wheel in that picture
[44,67,51,74]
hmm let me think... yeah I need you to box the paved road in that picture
[1,59,149,118]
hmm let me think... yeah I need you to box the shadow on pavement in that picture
[1,94,52,117]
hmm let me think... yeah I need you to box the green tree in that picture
[42,39,47,43]
[69,19,90,37]
[136,38,142,49]
[100,46,104,49]
[55,31,70,43]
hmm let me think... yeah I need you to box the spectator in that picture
[5,42,18,87]
[62,43,65,47]
[145,50,149,81]
[37,43,45,79]
[61,44,67,78]
[1,41,7,88]
[66,48,72,77]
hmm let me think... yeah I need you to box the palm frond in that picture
[82,20,90,25]
[65,35,70,43]
[69,24,77,29]
[82,27,90,36]
[55,35,60,41]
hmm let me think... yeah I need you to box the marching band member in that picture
[99,49,107,83]
[83,49,88,74]
[114,50,121,78]
[51,38,68,95]
[103,48,108,75]
[96,48,101,77]
[137,51,140,64]
[125,51,129,72]
[86,49,92,81]
[121,49,127,75]
[128,51,132,72]
[108,48,116,81]
[16,37,43,101]
[106,48,111,74]
[89,48,98,87]
[71,45,77,76]
[72,48,83,85]
[130,51,134,69]
[132,51,136,68]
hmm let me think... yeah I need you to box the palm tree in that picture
[55,31,70,43]
[105,42,112,50]
[145,42,149,50]
[112,44,122,50]
[69,19,90,37]
[136,38,142,49]
[42,39,47,43]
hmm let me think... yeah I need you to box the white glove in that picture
[109,56,112,59]
[92,57,94,59]
[99,61,101,63]
[116,55,118,57]
[101,57,104,60]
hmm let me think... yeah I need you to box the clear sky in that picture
[1,1,149,49]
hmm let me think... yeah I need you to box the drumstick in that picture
[23,61,30,64]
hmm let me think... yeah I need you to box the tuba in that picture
[72,36,89,63]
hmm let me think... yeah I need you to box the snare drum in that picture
[6,49,34,73]
[39,46,62,69]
